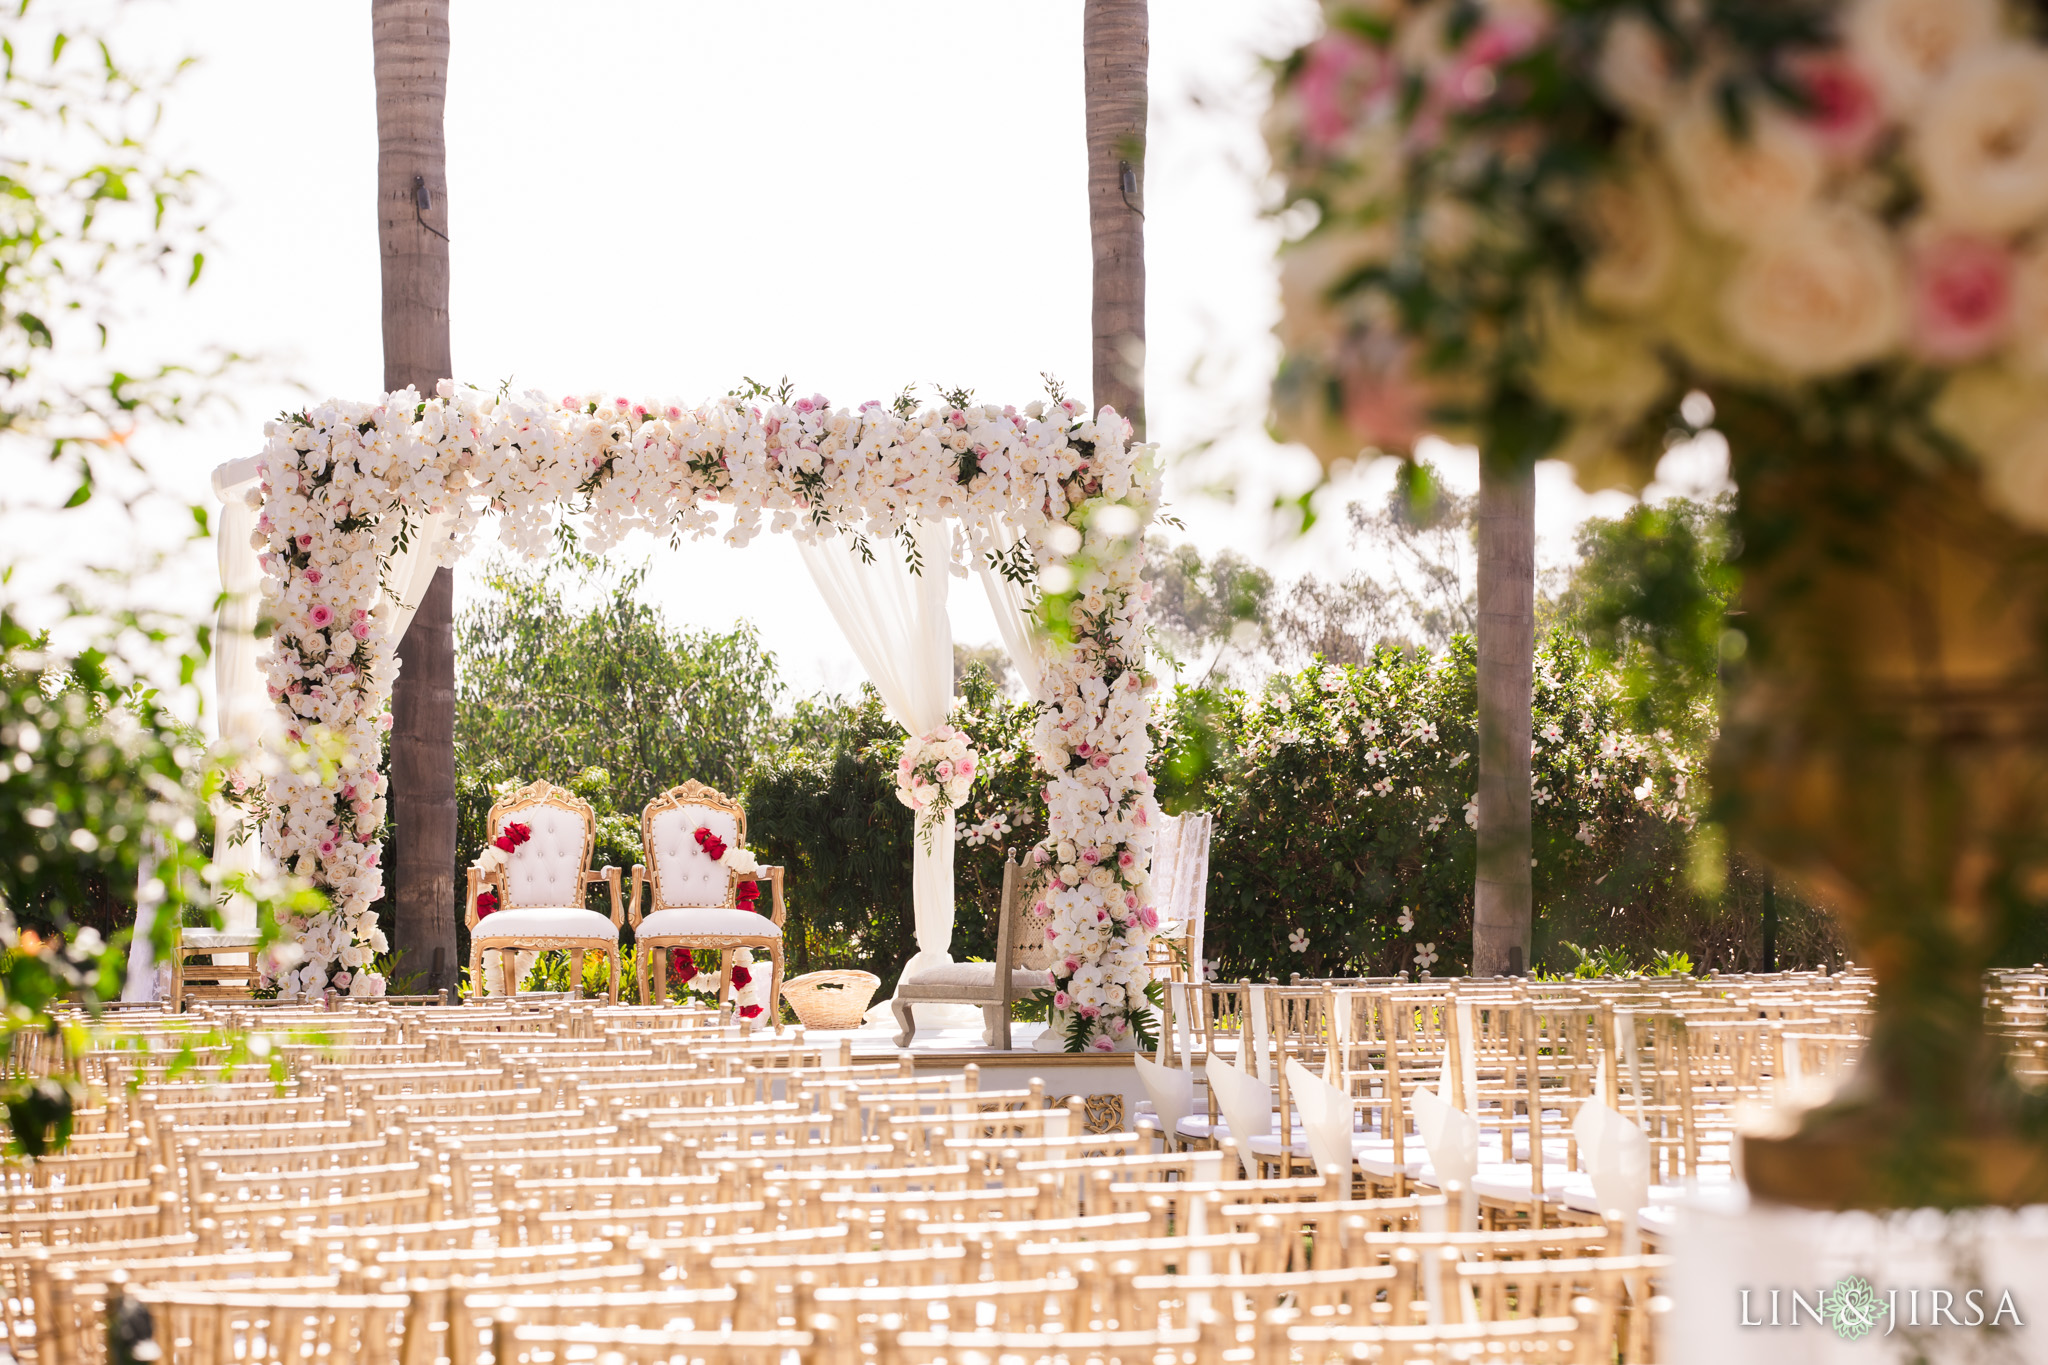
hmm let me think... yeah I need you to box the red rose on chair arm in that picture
[693,826,727,862]
[739,1004,763,1019]
[730,963,752,989]
[475,889,499,918]
[735,878,760,913]
[494,821,533,854]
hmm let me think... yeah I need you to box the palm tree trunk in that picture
[1083,0,1147,437]
[374,0,456,994]
[1472,454,1534,976]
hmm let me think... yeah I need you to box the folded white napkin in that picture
[1132,1053,1195,1139]
[1205,1054,1275,1178]
[1411,1082,1481,1227]
[1572,1096,1651,1249]
[1285,1058,1357,1180]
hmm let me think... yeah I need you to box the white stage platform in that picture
[800,1017,1150,1134]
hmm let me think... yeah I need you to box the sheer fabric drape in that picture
[798,519,960,980]
[973,515,1049,703]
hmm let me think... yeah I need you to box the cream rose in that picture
[1845,0,1998,117]
[1931,365,2048,532]
[1662,96,1823,244]
[1913,47,2048,236]
[1528,300,1669,421]
[1580,167,1680,313]
[1719,206,1904,376]
[1595,14,1675,122]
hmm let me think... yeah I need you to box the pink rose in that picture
[935,760,954,781]
[665,405,681,419]
[1137,906,1160,931]
[1054,990,1070,1009]
[1081,848,1100,866]
[613,397,629,409]
[562,395,580,410]
[308,604,334,628]
[1910,234,2012,363]
[1091,754,1109,768]
[1787,52,1882,162]
[1091,1036,1116,1053]
[1296,30,1381,150]
[958,755,975,775]
[297,534,313,550]
[1117,851,1135,868]
[1063,958,1080,974]
[352,622,371,640]
[304,569,321,584]
[1078,1005,1100,1020]
[1045,927,1059,943]
[333,971,351,988]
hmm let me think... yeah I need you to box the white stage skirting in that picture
[1669,1193,2048,1362]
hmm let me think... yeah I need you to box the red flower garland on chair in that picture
[693,826,727,861]
[471,822,532,920]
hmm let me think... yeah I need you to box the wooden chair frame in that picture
[463,780,623,1003]
[890,859,1024,1049]
[628,781,787,1019]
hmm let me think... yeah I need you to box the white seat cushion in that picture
[901,962,1050,993]
[1351,1135,1429,1178]
[647,804,742,907]
[638,906,781,940]
[1176,1115,1227,1142]
[473,906,617,943]
[503,807,589,906]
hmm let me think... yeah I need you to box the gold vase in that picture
[1717,398,2048,1209]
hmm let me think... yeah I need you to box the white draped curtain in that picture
[798,520,959,981]
[974,515,1049,704]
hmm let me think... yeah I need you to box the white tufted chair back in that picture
[500,798,592,909]
[648,802,742,909]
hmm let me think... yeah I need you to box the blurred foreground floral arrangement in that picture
[1269,0,2048,506]
[1269,0,2048,1208]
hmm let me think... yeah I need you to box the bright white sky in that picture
[8,0,1729,720]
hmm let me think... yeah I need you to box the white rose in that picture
[1913,47,2048,236]
[1088,867,1115,889]
[1846,0,1998,117]
[1719,207,1904,376]
[723,847,760,875]
[1662,95,1822,244]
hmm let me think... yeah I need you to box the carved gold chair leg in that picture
[768,944,786,1033]
[500,949,518,999]
[570,949,587,999]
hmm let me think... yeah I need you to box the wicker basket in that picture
[780,970,881,1030]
